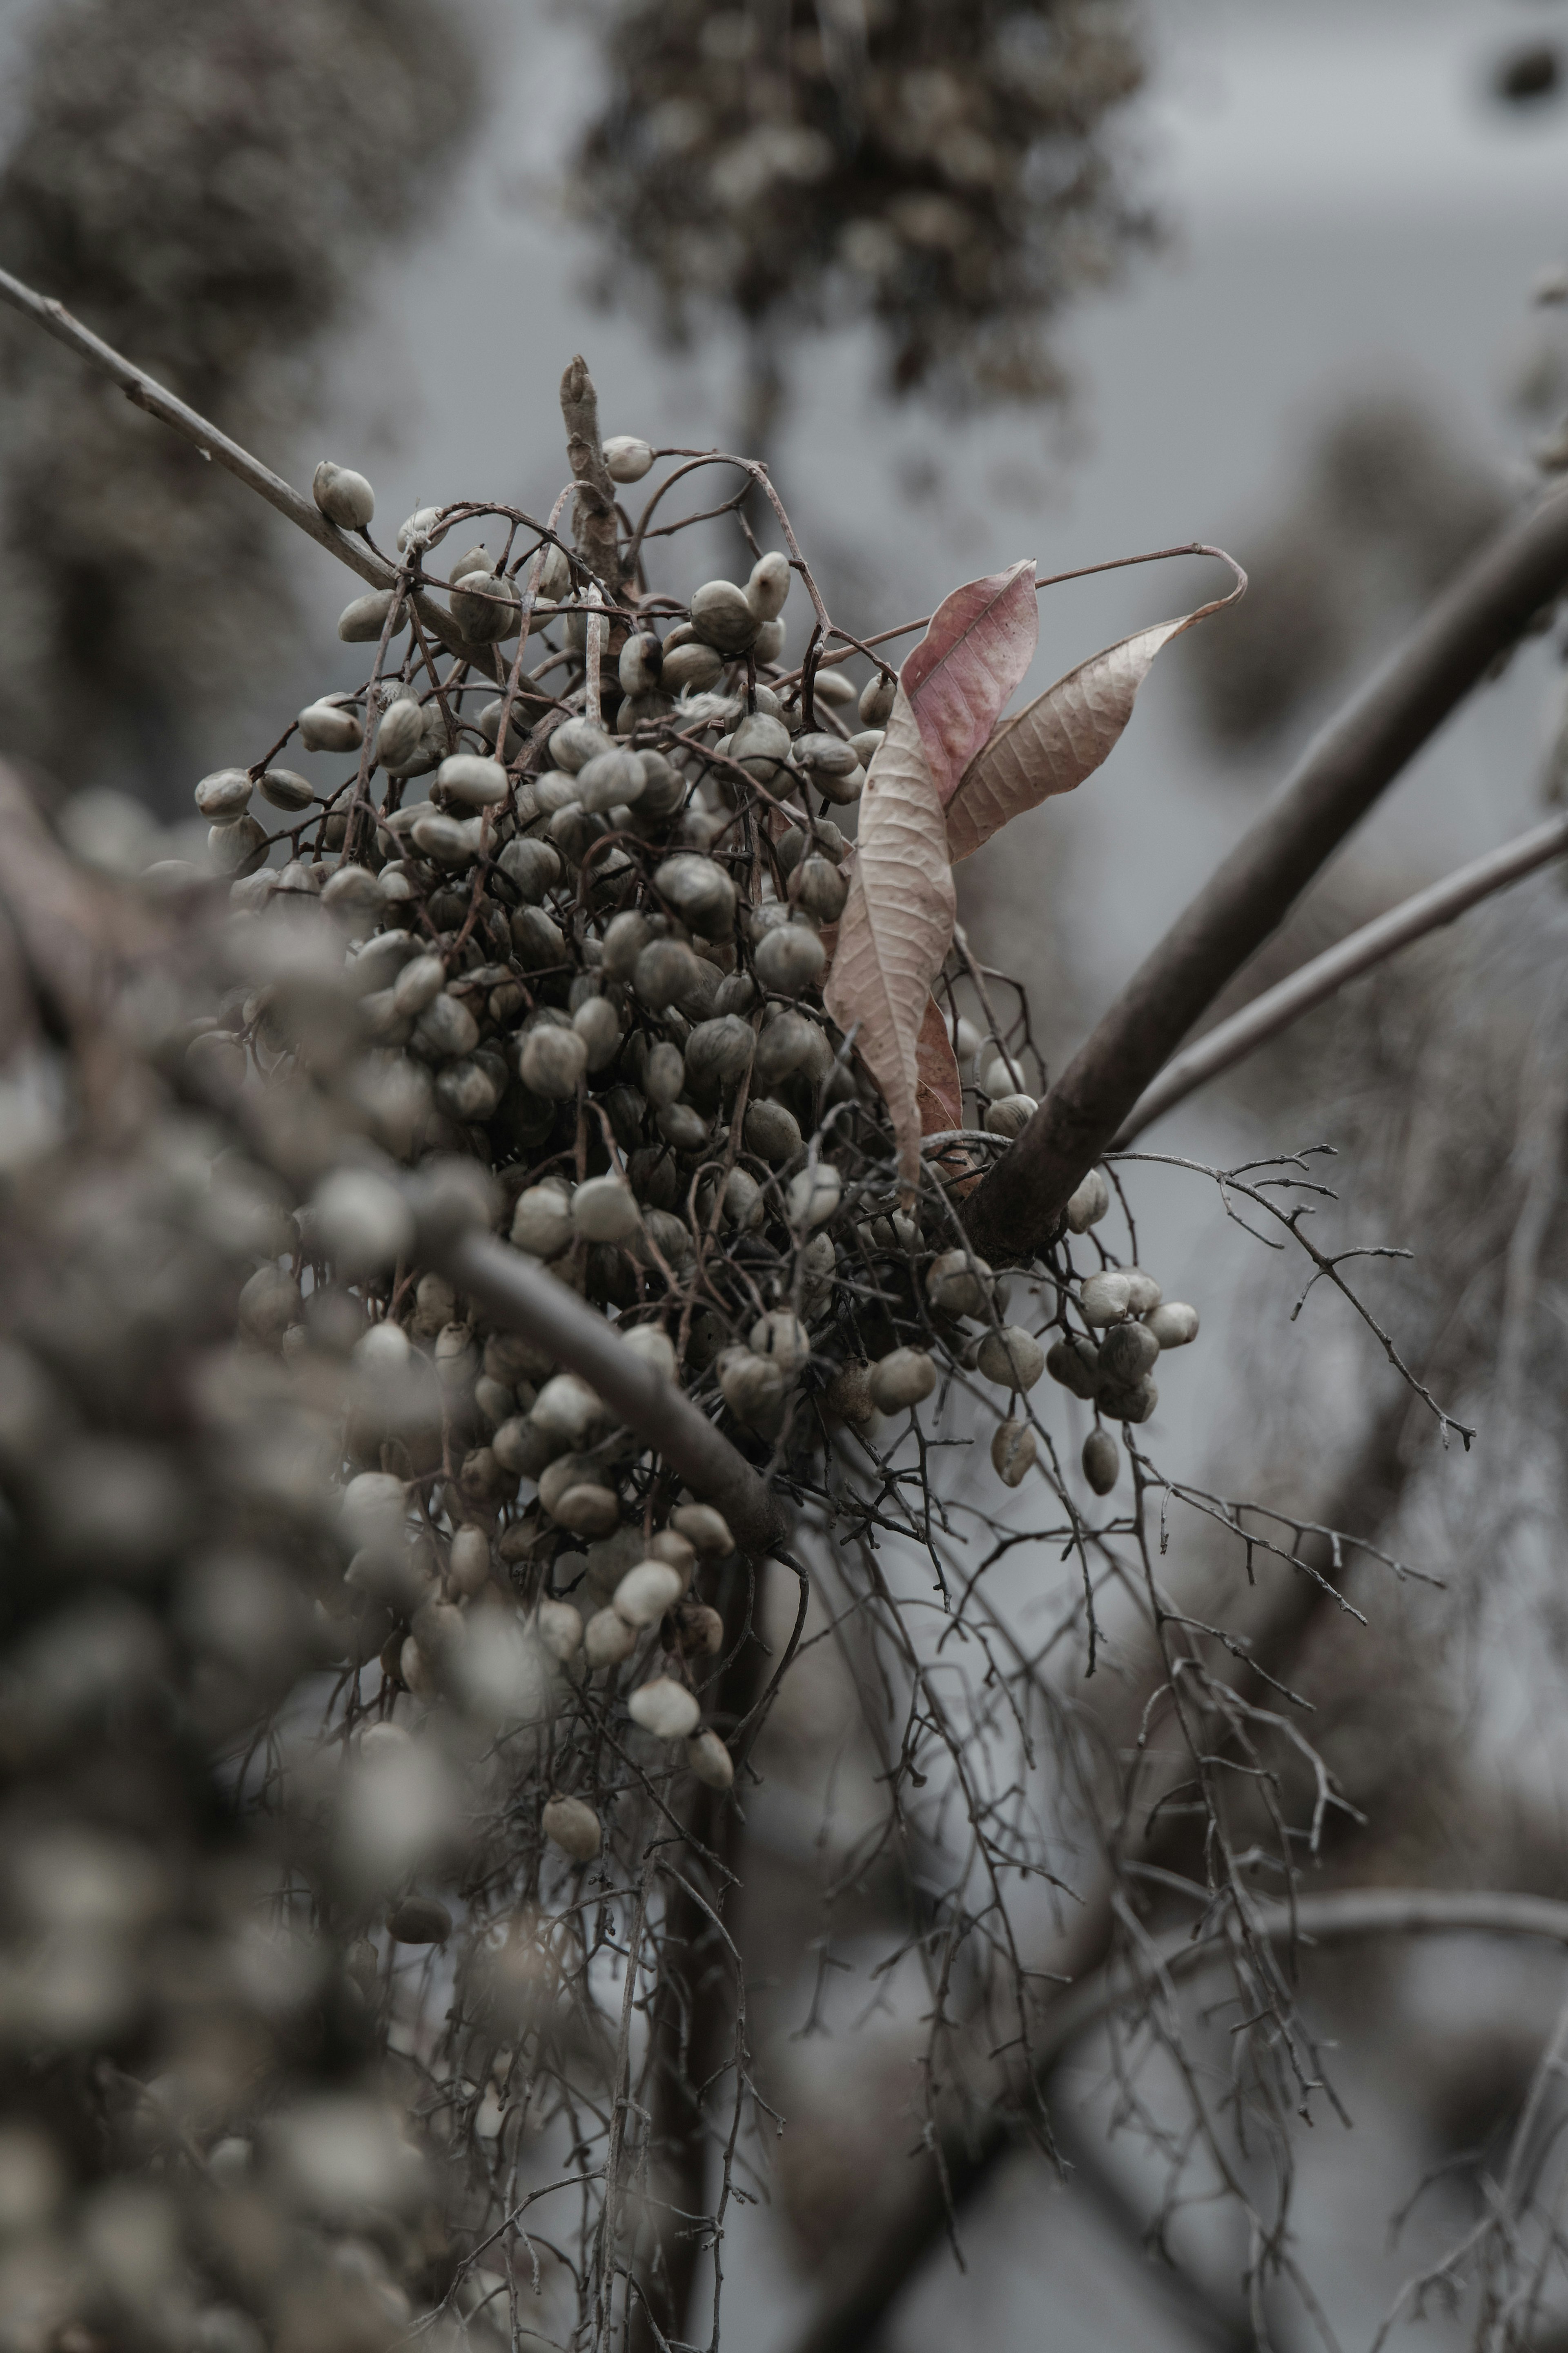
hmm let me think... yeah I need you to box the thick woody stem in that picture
[962,482,1568,1262]
[559,356,625,594]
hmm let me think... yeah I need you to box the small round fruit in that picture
[628,1676,701,1739]
[869,1347,936,1413]
[1082,1428,1120,1496]
[991,1418,1036,1487]
[1079,1271,1132,1326]
[1065,1170,1111,1233]
[975,1327,1045,1392]
[313,459,375,529]
[604,434,654,482]
[687,1729,734,1790]
[1146,1301,1200,1349]
[669,1503,735,1558]
[542,1795,601,1860]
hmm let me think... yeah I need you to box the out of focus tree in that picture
[570,0,1149,464]
[0,0,479,808]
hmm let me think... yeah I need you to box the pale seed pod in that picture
[670,1502,735,1557]
[1098,1321,1160,1387]
[313,459,375,529]
[396,504,447,553]
[639,1207,694,1268]
[535,772,580,816]
[239,1265,300,1342]
[801,1228,837,1315]
[714,971,757,1017]
[510,1187,575,1260]
[686,1014,754,1093]
[1122,1269,1163,1316]
[604,433,654,482]
[532,1372,606,1447]
[949,1015,982,1062]
[636,749,687,816]
[717,1346,790,1424]
[746,549,791,622]
[750,1309,811,1376]
[723,1168,765,1228]
[621,1326,677,1383]
[744,1097,802,1164]
[519,1026,588,1100]
[438,1058,503,1121]
[392,955,445,1018]
[572,996,622,1071]
[644,1040,686,1104]
[387,1895,451,1945]
[657,1100,710,1153]
[991,1418,1036,1487]
[194,767,253,819]
[628,1675,701,1739]
[477,697,524,757]
[376,699,429,772]
[535,542,571,600]
[400,1634,436,1697]
[661,641,725,695]
[552,1484,622,1537]
[755,923,825,996]
[512,905,566,969]
[812,669,855,708]
[474,1375,515,1429]
[602,910,652,978]
[1046,1334,1100,1398]
[549,716,614,772]
[816,761,866,807]
[984,1093,1037,1139]
[437,754,508,809]
[451,571,521,644]
[542,1793,602,1859]
[577,748,646,814]
[259,767,314,812]
[731,711,791,783]
[339,589,406,643]
[537,1599,584,1663]
[787,1164,841,1229]
[1065,1169,1111,1232]
[791,731,859,782]
[550,804,607,870]
[584,1606,638,1669]
[869,1347,936,1412]
[536,1450,606,1512]
[1146,1301,1199,1349]
[975,1326,1046,1391]
[1101,1377,1158,1425]
[360,989,410,1044]
[690,578,759,655]
[859,672,896,727]
[572,1175,639,1244]
[411,812,476,867]
[209,812,269,877]
[449,1526,491,1598]
[618,632,663,696]
[298,698,364,755]
[614,1560,684,1627]
[656,853,736,938]
[686,1729,734,1789]
[1080,1271,1132,1326]
[310,1168,415,1279]
[450,544,492,582]
[321,861,382,915]
[755,1009,816,1086]
[499,837,561,902]
[486,1329,552,1386]
[925,1249,993,1320]
[777,819,846,872]
[634,938,703,1012]
[789,855,848,923]
[1082,1427,1120,1496]
[849,728,885,766]
[413,992,480,1061]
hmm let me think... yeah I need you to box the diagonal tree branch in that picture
[962,483,1568,1261]
[1115,810,1568,1146]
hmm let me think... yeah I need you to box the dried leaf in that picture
[945,606,1216,864]
[823,687,954,1191]
[903,558,1038,800]
[915,995,963,1137]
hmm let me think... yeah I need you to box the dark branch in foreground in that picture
[962,484,1568,1260]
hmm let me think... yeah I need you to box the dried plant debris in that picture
[0,365,1449,2353]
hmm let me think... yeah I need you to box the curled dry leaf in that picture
[826,560,1038,1189]
[945,571,1244,864]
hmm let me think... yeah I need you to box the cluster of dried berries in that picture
[570,0,1149,405]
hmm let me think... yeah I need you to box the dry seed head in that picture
[535,542,571,599]
[1082,1427,1120,1495]
[510,1187,575,1260]
[628,1675,700,1739]
[194,768,253,819]
[636,749,687,815]
[437,754,508,810]
[786,1163,841,1229]
[1146,1300,1200,1348]
[754,922,825,996]
[686,1729,734,1789]
[869,1347,936,1413]
[519,1026,588,1100]
[541,1794,601,1860]
[1065,1169,1111,1232]
[613,1561,683,1627]
[991,1418,1036,1486]
[984,1093,1037,1139]
[411,812,477,866]
[1080,1271,1132,1326]
[571,1175,639,1244]
[657,1100,709,1151]
[824,1360,875,1423]
[603,433,654,482]
[975,1326,1045,1392]
[312,459,375,530]
[298,699,365,756]
[669,1502,735,1557]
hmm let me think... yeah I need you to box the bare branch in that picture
[1117,811,1568,1145]
[962,482,1568,1261]
[559,356,625,593]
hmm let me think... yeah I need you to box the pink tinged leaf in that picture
[915,995,963,1138]
[823,688,956,1193]
[946,606,1215,865]
[902,558,1040,802]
